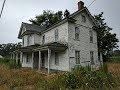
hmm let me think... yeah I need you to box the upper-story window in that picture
[55,29,59,42]
[89,31,93,43]
[82,15,86,23]
[75,27,80,40]
[27,35,32,46]
[42,35,45,44]
[22,38,24,46]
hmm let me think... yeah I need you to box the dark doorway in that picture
[34,52,39,69]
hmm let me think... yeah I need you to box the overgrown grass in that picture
[0,59,120,90]
[37,64,117,90]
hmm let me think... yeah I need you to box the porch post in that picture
[38,51,41,71]
[32,52,34,69]
[48,48,51,74]
[20,52,23,64]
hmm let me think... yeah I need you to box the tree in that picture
[29,10,63,27]
[0,43,22,57]
[94,12,119,61]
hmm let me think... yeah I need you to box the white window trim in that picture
[55,52,59,66]
[89,31,93,43]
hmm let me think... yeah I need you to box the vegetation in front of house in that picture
[0,58,119,90]
[0,58,21,69]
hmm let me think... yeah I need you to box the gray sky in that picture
[0,0,120,49]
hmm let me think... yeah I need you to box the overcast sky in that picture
[0,0,120,49]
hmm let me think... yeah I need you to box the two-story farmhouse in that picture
[11,1,103,73]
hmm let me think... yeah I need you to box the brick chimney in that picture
[78,1,84,10]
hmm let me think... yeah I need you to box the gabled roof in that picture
[18,22,44,39]
[18,7,97,39]
[70,7,98,27]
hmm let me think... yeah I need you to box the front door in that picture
[41,53,45,68]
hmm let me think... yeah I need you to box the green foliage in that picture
[109,56,120,63]
[37,65,115,90]
[94,12,119,61]
[0,58,21,69]
[0,43,21,57]
[29,10,63,27]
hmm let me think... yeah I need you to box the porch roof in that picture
[14,42,68,53]
[33,42,68,52]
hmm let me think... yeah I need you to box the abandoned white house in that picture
[11,1,103,73]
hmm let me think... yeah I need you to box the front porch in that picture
[11,42,68,74]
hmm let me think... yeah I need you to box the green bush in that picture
[109,56,120,63]
[0,58,21,69]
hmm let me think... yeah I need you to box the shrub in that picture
[0,58,21,69]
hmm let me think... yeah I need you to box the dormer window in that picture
[82,15,86,23]
[55,29,58,42]
[42,35,45,44]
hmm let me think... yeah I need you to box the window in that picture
[75,51,80,64]
[55,29,59,42]
[82,15,86,22]
[42,35,45,44]
[23,38,24,46]
[27,35,32,46]
[90,51,94,65]
[26,54,30,63]
[89,31,93,43]
[55,52,59,65]
[75,27,80,40]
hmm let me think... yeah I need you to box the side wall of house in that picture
[68,11,99,70]
[40,22,69,45]
[41,22,69,71]
[43,49,69,71]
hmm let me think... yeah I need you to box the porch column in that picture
[20,52,23,64]
[16,53,18,64]
[38,51,41,71]
[48,48,51,74]
[31,52,34,69]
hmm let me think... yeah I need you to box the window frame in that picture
[55,52,59,65]
[89,31,93,43]
[26,53,30,64]
[82,15,86,23]
[75,51,80,64]
[55,29,59,42]
[90,51,94,65]
[42,35,45,44]
[27,35,32,46]
[75,27,80,41]
[22,38,24,46]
